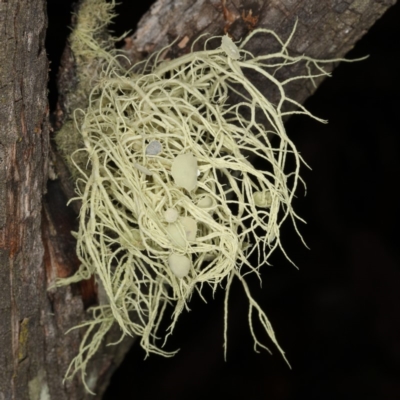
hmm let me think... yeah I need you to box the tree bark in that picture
[0,0,396,399]
[125,0,397,110]
[0,1,132,399]
[0,0,50,398]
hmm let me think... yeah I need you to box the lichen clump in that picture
[54,0,341,391]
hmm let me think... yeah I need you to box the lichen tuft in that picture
[53,0,359,393]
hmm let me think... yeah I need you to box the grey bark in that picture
[0,1,132,399]
[0,0,396,399]
[0,0,50,398]
[126,0,397,110]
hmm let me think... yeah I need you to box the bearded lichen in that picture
[54,0,360,393]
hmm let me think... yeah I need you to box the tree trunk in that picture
[0,0,396,399]
[1,1,132,399]
[0,0,50,397]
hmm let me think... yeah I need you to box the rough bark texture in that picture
[0,1,132,399]
[0,0,50,398]
[125,0,397,110]
[0,0,396,399]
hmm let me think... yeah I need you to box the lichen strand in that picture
[56,0,122,179]
[69,0,119,96]
[54,1,348,391]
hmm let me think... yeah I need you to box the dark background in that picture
[46,1,400,399]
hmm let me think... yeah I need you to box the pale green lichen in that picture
[55,0,123,179]
[18,318,29,361]
[54,0,361,393]
[28,369,50,400]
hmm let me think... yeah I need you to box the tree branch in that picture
[125,0,396,108]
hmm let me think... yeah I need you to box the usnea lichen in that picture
[54,0,356,392]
